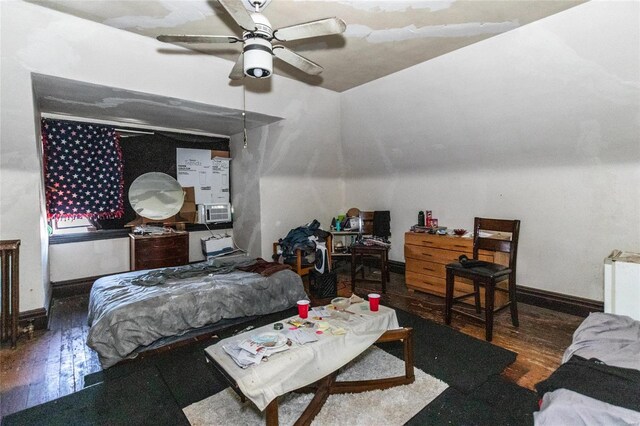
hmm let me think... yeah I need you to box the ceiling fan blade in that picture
[273,46,323,76]
[229,53,244,80]
[218,0,257,31]
[273,17,346,42]
[157,35,241,44]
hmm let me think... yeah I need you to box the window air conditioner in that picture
[197,203,232,224]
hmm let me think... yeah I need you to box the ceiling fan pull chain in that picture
[243,84,248,149]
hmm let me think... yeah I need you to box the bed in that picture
[534,312,640,425]
[87,256,307,368]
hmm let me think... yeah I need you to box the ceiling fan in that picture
[157,0,346,80]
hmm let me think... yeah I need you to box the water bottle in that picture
[418,211,424,226]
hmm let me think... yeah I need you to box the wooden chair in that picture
[359,211,374,235]
[444,218,520,341]
[273,235,332,279]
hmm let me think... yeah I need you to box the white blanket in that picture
[205,304,399,411]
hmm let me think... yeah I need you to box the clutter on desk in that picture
[132,225,174,235]
[417,210,438,227]
[411,224,449,234]
[222,333,291,368]
[411,211,471,237]
[285,328,319,345]
[330,208,360,232]
[358,236,391,247]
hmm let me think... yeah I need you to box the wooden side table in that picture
[129,231,189,271]
[351,244,390,294]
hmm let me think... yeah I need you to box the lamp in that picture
[243,37,272,78]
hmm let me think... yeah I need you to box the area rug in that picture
[378,308,517,392]
[183,346,448,426]
[2,367,190,426]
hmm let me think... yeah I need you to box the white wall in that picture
[230,86,344,256]
[0,1,342,311]
[340,0,640,301]
[49,239,130,282]
[48,230,227,282]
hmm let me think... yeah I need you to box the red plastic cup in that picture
[297,300,310,319]
[368,293,381,312]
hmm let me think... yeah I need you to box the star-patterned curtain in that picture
[42,118,124,220]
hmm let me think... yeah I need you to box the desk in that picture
[330,231,359,262]
[351,244,390,294]
[205,305,412,425]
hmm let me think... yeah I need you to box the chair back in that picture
[473,217,520,270]
[359,211,374,235]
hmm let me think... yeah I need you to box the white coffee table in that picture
[205,304,415,425]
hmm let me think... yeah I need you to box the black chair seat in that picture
[446,261,511,279]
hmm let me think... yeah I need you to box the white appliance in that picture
[604,250,640,320]
[314,241,329,274]
[197,203,232,224]
[201,235,234,258]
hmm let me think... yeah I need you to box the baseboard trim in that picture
[517,286,603,317]
[18,308,48,331]
[388,260,405,275]
[388,260,602,317]
[51,272,126,298]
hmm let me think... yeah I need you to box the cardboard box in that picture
[175,186,197,223]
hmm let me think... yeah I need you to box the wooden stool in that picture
[350,244,389,294]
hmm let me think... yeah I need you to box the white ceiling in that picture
[29,0,585,93]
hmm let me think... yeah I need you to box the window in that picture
[43,118,232,243]
[50,217,94,235]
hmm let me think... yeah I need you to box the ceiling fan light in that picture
[243,38,273,79]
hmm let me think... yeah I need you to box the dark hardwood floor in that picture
[0,267,585,421]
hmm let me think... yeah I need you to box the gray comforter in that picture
[535,313,640,425]
[562,312,640,371]
[87,259,307,368]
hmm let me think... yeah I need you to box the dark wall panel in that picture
[95,132,229,229]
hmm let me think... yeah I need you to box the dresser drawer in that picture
[405,232,472,251]
[405,258,445,277]
[129,232,189,271]
[134,235,188,250]
[405,271,475,296]
[135,255,189,271]
[404,231,498,300]
[405,244,473,264]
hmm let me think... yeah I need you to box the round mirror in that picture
[128,172,184,221]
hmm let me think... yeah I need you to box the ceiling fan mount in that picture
[157,0,346,81]
[241,0,271,12]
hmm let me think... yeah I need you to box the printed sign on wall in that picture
[177,148,230,204]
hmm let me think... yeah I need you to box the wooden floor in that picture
[0,267,585,420]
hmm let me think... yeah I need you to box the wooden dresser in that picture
[129,231,189,271]
[404,232,507,306]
